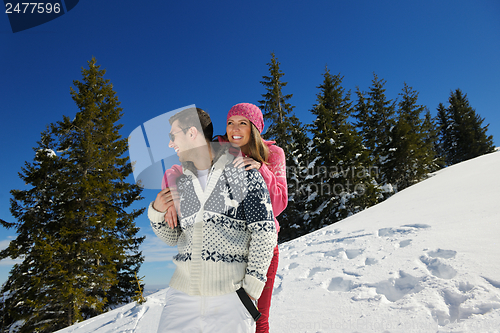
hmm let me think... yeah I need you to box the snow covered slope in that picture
[270,150,500,332]
[56,151,500,333]
[55,289,167,333]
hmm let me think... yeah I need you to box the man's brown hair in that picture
[169,107,213,142]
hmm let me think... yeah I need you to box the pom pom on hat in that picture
[227,103,264,134]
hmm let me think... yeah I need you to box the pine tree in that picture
[354,74,396,158]
[383,83,437,191]
[258,52,312,243]
[276,114,310,243]
[258,52,296,149]
[436,89,495,166]
[354,74,396,197]
[435,103,452,165]
[422,109,444,172]
[0,58,145,332]
[448,89,495,164]
[306,68,378,232]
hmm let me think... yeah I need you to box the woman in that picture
[161,103,287,333]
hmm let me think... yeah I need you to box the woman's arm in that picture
[258,145,288,218]
[159,164,183,228]
[232,145,288,218]
[148,201,182,246]
[259,163,287,217]
[161,164,183,190]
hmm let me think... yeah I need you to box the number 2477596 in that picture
[5,2,61,14]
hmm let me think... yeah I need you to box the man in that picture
[148,107,277,332]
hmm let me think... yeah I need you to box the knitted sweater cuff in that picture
[148,202,166,223]
[243,274,265,300]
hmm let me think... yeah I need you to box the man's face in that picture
[169,120,190,162]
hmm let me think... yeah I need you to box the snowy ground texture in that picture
[57,150,500,333]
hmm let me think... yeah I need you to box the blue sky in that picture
[1,0,499,289]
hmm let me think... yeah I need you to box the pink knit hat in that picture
[227,103,264,134]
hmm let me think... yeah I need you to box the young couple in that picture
[148,103,287,333]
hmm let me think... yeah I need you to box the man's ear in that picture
[187,126,198,138]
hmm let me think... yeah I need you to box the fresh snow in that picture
[38,148,56,158]
[56,151,500,333]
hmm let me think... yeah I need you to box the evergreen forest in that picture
[259,53,495,243]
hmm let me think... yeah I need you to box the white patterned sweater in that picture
[148,150,277,300]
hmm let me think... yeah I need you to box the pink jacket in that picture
[161,138,287,231]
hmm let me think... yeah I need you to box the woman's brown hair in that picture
[245,123,269,164]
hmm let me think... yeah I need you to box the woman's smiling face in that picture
[227,115,251,148]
